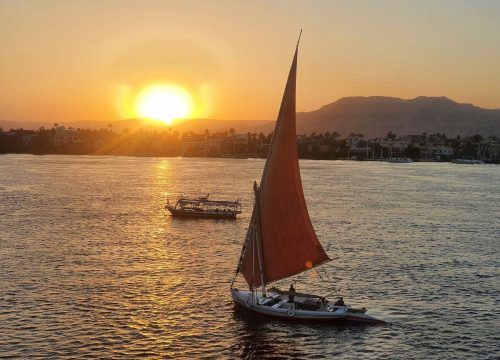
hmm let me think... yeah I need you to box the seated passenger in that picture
[334,296,345,306]
[317,297,327,310]
[288,284,295,303]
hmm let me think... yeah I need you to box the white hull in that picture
[387,158,413,163]
[452,159,484,164]
[231,289,384,324]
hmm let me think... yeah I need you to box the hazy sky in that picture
[1,0,499,123]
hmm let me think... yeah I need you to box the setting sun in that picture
[135,84,193,125]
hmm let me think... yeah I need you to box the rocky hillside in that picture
[295,96,500,138]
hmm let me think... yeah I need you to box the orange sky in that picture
[1,0,499,123]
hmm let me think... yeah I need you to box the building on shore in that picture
[53,126,86,147]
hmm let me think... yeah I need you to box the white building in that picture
[53,126,84,146]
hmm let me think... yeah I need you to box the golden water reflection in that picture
[0,156,498,358]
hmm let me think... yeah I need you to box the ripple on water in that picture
[0,156,499,359]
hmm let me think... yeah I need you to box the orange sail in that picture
[239,45,330,288]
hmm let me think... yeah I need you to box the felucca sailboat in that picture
[230,34,384,324]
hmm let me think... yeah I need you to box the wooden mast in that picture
[253,182,266,296]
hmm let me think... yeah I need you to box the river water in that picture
[0,154,498,359]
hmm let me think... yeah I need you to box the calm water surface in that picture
[0,154,499,359]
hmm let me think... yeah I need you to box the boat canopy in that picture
[238,45,330,288]
[177,196,241,207]
[177,196,241,209]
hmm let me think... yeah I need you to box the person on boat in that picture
[317,296,327,310]
[334,297,345,306]
[288,284,295,303]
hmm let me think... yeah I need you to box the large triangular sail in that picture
[237,42,330,288]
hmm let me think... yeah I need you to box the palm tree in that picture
[386,131,396,140]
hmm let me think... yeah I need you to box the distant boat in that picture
[387,157,413,163]
[452,159,484,164]
[230,33,384,324]
[165,194,242,220]
[221,154,252,159]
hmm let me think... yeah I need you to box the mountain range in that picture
[295,96,500,138]
[2,96,499,138]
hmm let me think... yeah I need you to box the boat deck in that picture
[165,195,242,220]
[231,289,384,324]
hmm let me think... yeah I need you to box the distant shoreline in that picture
[2,152,499,164]
[2,127,499,163]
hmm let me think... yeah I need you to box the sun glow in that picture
[135,84,193,125]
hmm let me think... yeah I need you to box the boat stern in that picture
[345,308,386,324]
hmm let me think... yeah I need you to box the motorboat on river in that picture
[230,32,385,325]
[387,157,413,163]
[452,159,484,164]
[165,194,242,220]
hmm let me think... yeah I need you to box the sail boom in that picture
[262,257,331,286]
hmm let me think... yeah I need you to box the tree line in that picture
[0,125,497,161]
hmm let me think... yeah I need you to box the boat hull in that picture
[452,159,484,164]
[231,289,384,325]
[166,206,237,220]
[387,158,413,163]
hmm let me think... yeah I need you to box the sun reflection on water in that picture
[155,160,174,199]
[1,156,498,358]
